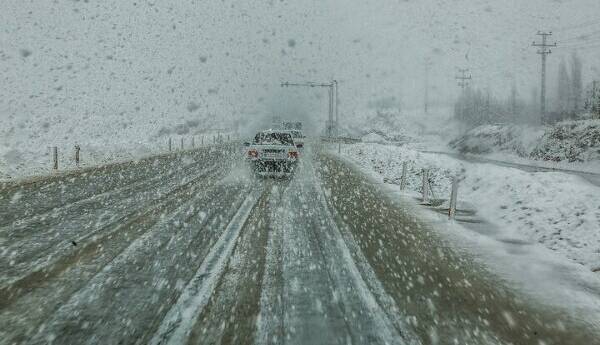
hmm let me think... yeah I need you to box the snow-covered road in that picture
[0,144,598,344]
[422,150,600,188]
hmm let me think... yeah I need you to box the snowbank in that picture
[340,142,600,271]
[449,124,543,156]
[450,120,600,167]
[348,105,456,146]
[531,119,600,163]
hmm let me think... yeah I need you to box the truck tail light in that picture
[248,149,259,158]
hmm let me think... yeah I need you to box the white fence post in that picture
[421,169,430,204]
[400,162,407,190]
[448,176,458,219]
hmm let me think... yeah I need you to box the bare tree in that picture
[570,52,583,112]
[556,58,571,114]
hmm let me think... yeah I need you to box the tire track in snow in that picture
[150,186,264,345]
[0,152,211,239]
[0,163,224,303]
[254,183,286,345]
[255,152,409,345]
[0,150,217,227]
[22,180,241,345]
[304,159,406,345]
[0,163,222,290]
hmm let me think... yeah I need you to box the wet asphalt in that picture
[0,144,598,345]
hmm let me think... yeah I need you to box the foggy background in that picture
[1,0,600,154]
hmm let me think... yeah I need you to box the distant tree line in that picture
[584,81,600,118]
[454,52,599,129]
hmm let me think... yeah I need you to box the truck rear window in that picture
[254,132,294,145]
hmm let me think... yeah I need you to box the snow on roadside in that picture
[338,142,600,271]
[447,119,600,174]
[0,139,162,182]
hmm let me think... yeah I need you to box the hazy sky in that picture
[2,0,600,141]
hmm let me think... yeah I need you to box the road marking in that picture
[150,187,262,345]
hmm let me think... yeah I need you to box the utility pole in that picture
[532,31,557,123]
[281,81,338,137]
[334,80,339,136]
[328,85,334,135]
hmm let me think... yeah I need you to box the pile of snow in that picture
[348,105,457,146]
[449,124,542,157]
[357,109,411,142]
[531,120,600,163]
[340,142,600,271]
[450,120,600,167]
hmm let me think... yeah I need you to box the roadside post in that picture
[180,138,184,150]
[448,176,458,219]
[52,146,58,170]
[421,169,430,204]
[191,137,195,148]
[168,138,172,152]
[338,140,341,154]
[74,145,80,168]
[400,162,407,190]
[201,136,204,146]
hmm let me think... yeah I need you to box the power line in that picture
[532,31,557,122]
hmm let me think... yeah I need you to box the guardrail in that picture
[1,136,240,187]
